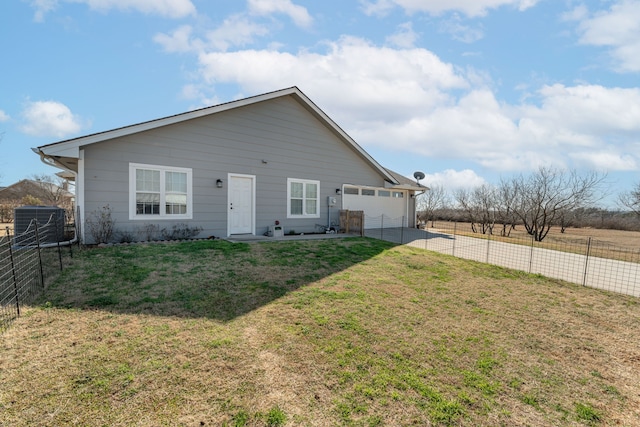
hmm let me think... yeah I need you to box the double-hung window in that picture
[129,163,192,220]
[287,178,320,218]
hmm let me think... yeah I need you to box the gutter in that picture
[31,147,70,172]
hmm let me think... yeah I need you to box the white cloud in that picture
[386,22,419,48]
[570,150,637,171]
[248,0,313,28]
[155,16,271,54]
[30,0,196,21]
[20,100,87,138]
[360,0,539,17]
[172,33,640,175]
[424,169,487,190]
[0,110,9,122]
[526,84,640,135]
[359,0,394,16]
[195,36,468,132]
[153,25,201,53]
[205,15,270,51]
[572,0,640,72]
[561,4,588,22]
[29,0,58,22]
[439,14,484,43]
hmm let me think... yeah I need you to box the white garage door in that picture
[342,186,408,228]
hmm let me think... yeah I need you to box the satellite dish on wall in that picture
[413,171,425,183]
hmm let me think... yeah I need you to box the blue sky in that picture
[1,0,639,206]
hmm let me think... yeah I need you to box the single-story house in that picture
[34,87,425,244]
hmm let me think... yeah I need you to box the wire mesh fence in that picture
[362,215,640,298]
[0,214,73,334]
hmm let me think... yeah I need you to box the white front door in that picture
[228,174,255,235]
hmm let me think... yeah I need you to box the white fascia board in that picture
[389,184,429,191]
[38,144,80,158]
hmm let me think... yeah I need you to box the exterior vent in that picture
[13,206,66,245]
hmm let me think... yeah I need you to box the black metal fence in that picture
[362,215,640,298]
[0,215,73,333]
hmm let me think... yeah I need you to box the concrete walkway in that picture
[364,227,640,298]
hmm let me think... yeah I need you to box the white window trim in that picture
[287,178,320,219]
[129,163,193,220]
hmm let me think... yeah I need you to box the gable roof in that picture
[35,86,398,184]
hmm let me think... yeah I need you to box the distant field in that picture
[428,221,640,250]
[424,221,640,264]
[1,238,638,426]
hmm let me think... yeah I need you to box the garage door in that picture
[342,186,408,228]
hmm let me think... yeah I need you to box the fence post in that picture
[56,214,63,271]
[452,222,457,257]
[400,216,405,244]
[380,215,384,240]
[7,227,20,316]
[34,220,45,289]
[76,205,82,247]
[583,237,591,287]
[486,230,491,264]
[529,234,534,274]
[424,226,428,250]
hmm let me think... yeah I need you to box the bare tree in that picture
[618,182,640,216]
[453,188,477,232]
[31,174,70,205]
[474,184,497,234]
[495,179,518,236]
[510,167,605,241]
[416,184,448,227]
[30,173,75,222]
[454,184,496,234]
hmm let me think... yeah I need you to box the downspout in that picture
[410,188,427,228]
[414,188,427,228]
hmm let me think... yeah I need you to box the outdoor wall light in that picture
[335,188,342,195]
[216,179,223,188]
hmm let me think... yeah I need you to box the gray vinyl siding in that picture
[81,95,386,242]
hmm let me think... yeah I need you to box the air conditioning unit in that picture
[14,206,66,245]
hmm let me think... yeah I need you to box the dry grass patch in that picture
[1,237,639,426]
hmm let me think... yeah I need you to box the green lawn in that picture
[1,237,639,426]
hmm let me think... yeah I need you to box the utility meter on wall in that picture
[327,196,337,207]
